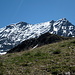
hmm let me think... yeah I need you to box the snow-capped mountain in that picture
[0,18,75,52]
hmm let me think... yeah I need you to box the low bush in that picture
[52,49,61,54]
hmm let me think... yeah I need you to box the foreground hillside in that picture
[0,39,75,75]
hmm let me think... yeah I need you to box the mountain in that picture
[0,18,75,52]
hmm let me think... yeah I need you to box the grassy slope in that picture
[0,39,75,75]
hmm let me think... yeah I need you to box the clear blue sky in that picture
[0,0,75,28]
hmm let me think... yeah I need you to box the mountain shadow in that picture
[7,32,70,53]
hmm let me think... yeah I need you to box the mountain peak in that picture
[16,21,28,25]
[57,18,68,22]
[50,20,55,23]
[61,18,67,20]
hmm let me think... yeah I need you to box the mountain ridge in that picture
[0,18,75,53]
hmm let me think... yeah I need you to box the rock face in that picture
[0,18,75,52]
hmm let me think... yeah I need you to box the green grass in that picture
[0,39,75,75]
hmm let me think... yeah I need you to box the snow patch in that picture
[0,52,7,55]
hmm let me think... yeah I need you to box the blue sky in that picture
[0,0,75,28]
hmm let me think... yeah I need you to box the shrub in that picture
[52,49,61,54]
